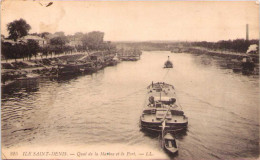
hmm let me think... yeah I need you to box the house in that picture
[2,38,24,45]
[19,35,47,47]
[66,36,83,47]
[68,38,83,47]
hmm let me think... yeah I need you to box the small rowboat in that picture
[163,133,178,154]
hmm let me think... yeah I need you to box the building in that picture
[2,37,24,45]
[19,35,47,47]
[67,36,83,47]
[68,38,83,47]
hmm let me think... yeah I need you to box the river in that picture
[1,51,259,159]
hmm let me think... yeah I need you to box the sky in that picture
[1,1,259,42]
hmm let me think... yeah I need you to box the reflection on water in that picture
[1,51,259,159]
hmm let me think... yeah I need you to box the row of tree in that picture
[2,18,116,61]
[1,40,76,61]
[191,39,258,53]
[2,40,39,61]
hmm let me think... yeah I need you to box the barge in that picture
[140,82,188,132]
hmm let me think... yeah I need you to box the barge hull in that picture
[140,121,188,132]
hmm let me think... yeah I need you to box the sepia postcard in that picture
[1,0,259,160]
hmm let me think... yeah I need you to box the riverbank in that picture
[1,48,143,86]
[1,51,117,86]
[185,47,258,60]
[171,46,259,75]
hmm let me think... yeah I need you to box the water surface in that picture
[2,51,259,159]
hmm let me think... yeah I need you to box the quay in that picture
[1,49,142,86]
[171,46,259,75]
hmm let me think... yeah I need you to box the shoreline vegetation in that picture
[114,40,259,75]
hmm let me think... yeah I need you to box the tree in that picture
[231,39,250,52]
[27,40,40,60]
[16,43,28,61]
[7,18,31,41]
[81,31,104,50]
[74,32,84,38]
[31,32,40,36]
[50,36,68,46]
[63,45,74,54]
[54,31,65,37]
[50,36,68,49]
[1,42,13,61]
[50,36,69,55]
[39,32,51,38]
[41,46,50,58]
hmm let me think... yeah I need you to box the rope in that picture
[162,68,171,81]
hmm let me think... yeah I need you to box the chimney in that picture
[246,24,249,41]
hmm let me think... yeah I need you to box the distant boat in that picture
[118,49,142,61]
[108,54,121,66]
[241,57,255,75]
[57,63,82,76]
[112,53,120,62]
[120,55,140,61]
[58,62,96,76]
[171,48,182,53]
[164,56,173,68]
[79,62,96,73]
[17,73,40,80]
